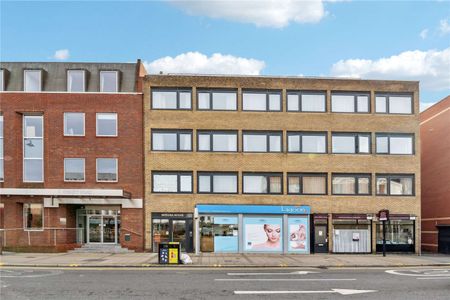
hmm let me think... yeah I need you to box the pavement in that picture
[0,252,449,268]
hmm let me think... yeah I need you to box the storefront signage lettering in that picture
[196,204,311,215]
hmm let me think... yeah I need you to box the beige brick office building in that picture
[143,75,420,254]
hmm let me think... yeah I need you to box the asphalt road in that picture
[0,266,449,299]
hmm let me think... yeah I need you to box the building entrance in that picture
[77,208,121,244]
[152,213,193,252]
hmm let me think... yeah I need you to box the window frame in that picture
[23,69,42,92]
[331,92,371,113]
[242,90,282,112]
[99,70,119,93]
[242,130,283,153]
[151,129,193,152]
[375,93,414,115]
[23,115,44,183]
[286,90,327,112]
[197,130,238,152]
[287,131,328,154]
[287,173,328,195]
[376,174,415,196]
[331,132,372,154]
[197,171,239,194]
[23,203,44,231]
[375,133,415,155]
[151,88,192,110]
[96,158,118,183]
[242,172,283,194]
[196,89,238,111]
[63,112,85,137]
[331,173,372,196]
[64,158,86,182]
[151,171,193,194]
[66,69,86,92]
[96,112,118,137]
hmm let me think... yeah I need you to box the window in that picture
[24,70,42,92]
[197,90,237,110]
[243,173,282,194]
[287,173,327,195]
[198,172,238,193]
[376,134,414,155]
[23,203,43,230]
[242,90,281,111]
[152,129,192,151]
[67,70,85,92]
[287,91,326,112]
[243,131,282,152]
[375,94,413,114]
[152,171,193,193]
[64,158,85,182]
[197,131,237,152]
[100,71,118,92]
[287,132,327,153]
[376,174,414,196]
[96,113,117,136]
[376,220,414,246]
[0,69,4,91]
[23,115,44,182]
[331,92,370,113]
[64,113,85,136]
[96,158,118,182]
[0,115,3,181]
[332,133,371,154]
[332,174,371,195]
[152,89,192,110]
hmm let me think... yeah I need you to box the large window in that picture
[287,173,327,195]
[198,172,238,194]
[376,220,414,246]
[331,92,370,113]
[152,171,193,193]
[287,132,327,153]
[243,173,282,194]
[376,133,414,155]
[242,90,281,111]
[24,70,42,92]
[376,174,414,196]
[24,203,43,230]
[152,130,192,151]
[332,174,371,195]
[376,94,413,114]
[152,89,192,110]
[64,113,85,136]
[198,131,237,152]
[23,115,44,182]
[0,115,3,181]
[287,91,326,112]
[243,131,282,152]
[64,158,85,182]
[96,113,117,137]
[100,71,118,92]
[67,70,85,92]
[332,133,371,154]
[197,90,237,111]
[96,158,118,182]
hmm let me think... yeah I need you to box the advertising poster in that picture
[288,217,309,253]
[244,217,283,252]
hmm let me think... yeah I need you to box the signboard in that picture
[378,210,389,221]
[197,204,310,215]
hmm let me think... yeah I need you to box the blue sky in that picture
[1,1,449,108]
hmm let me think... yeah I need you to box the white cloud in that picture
[420,29,428,39]
[439,19,450,35]
[330,47,450,91]
[144,52,265,75]
[168,0,326,28]
[420,101,436,112]
[53,49,70,60]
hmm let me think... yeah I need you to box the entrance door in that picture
[88,216,102,243]
[88,215,117,244]
[103,216,117,243]
[314,225,328,253]
[172,220,187,251]
[152,217,193,253]
[438,226,450,254]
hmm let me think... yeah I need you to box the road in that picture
[0,266,449,299]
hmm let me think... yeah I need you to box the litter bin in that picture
[158,242,181,264]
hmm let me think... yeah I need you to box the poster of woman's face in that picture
[288,217,309,253]
[244,217,283,252]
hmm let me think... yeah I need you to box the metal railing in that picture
[0,227,84,247]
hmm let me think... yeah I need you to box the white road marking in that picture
[386,269,450,277]
[0,269,63,278]
[227,271,318,276]
[417,277,450,280]
[234,289,377,295]
[216,278,356,281]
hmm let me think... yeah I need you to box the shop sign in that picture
[332,214,369,220]
[378,210,389,221]
[153,213,193,218]
[197,204,310,215]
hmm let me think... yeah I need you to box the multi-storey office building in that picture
[144,75,421,254]
[0,61,146,251]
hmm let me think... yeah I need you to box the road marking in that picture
[417,277,450,280]
[216,278,356,282]
[386,269,450,277]
[0,269,63,278]
[234,289,376,295]
[227,271,318,276]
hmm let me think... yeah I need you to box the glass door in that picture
[172,220,186,251]
[88,216,102,243]
[153,219,170,250]
[103,216,117,243]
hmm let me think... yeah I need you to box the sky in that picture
[1,0,449,110]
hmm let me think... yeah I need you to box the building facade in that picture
[420,96,450,254]
[0,61,146,251]
[144,75,421,254]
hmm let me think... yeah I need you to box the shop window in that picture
[244,216,283,252]
[331,92,370,113]
[287,91,326,112]
[242,90,281,111]
[197,90,237,110]
[287,173,327,195]
[332,174,371,195]
[376,174,414,196]
[64,113,85,136]
[287,132,327,153]
[243,173,282,194]
[200,216,239,252]
[23,115,44,182]
[67,70,85,92]
[376,133,414,155]
[376,220,414,249]
[24,70,42,92]
[152,171,193,193]
[96,113,117,136]
[100,71,118,92]
[152,88,192,110]
[375,94,413,114]
[198,172,238,194]
[332,133,371,154]
[64,158,85,182]
[96,158,118,182]
[197,131,237,152]
[23,203,43,230]
[243,131,282,152]
[152,129,192,151]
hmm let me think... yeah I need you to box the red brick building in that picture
[0,61,146,252]
[420,96,450,254]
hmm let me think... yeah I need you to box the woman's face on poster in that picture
[264,224,281,242]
